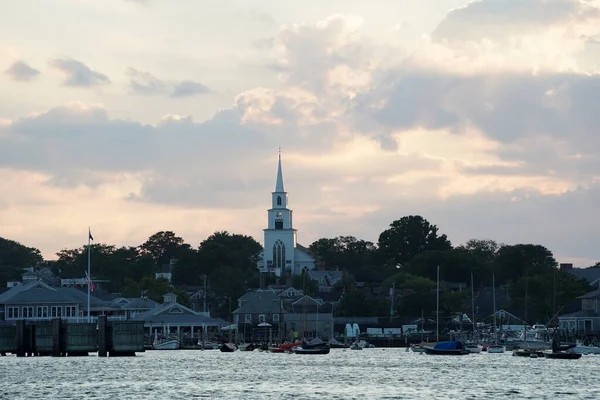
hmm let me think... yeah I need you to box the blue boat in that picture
[424,341,470,355]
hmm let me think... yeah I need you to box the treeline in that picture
[0,215,595,322]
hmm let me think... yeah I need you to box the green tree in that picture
[335,291,389,317]
[140,231,186,266]
[377,216,452,266]
[493,244,557,285]
[0,237,43,286]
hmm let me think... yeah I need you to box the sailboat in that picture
[410,310,427,353]
[465,272,483,354]
[293,276,330,355]
[220,297,237,352]
[487,274,506,354]
[424,266,470,356]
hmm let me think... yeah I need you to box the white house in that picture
[258,153,315,277]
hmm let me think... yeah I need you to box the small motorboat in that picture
[410,344,426,353]
[238,343,256,351]
[329,336,349,349]
[512,349,543,358]
[219,343,237,352]
[153,338,180,350]
[487,344,506,354]
[293,346,331,355]
[349,342,363,350]
[465,344,483,354]
[543,351,582,360]
[424,341,470,356]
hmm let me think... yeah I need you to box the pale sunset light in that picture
[1,0,599,268]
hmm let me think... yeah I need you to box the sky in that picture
[1,0,600,267]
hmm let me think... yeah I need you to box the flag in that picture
[85,271,95,293]
[88,228,94,241]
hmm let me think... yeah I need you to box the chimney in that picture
[560,263,573,271]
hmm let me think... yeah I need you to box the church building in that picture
[258,153,315,277]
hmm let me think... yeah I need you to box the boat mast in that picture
[421,309,424,343]
[471,272,476,344]
[492,274,497,343]
[524,271,528,342]
[228,296,233,343]
[436,264,439,343]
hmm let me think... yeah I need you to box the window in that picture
[273,314,280,323]
[277,196,282,206]
[37,306,48,318]
[65,306,77,317]
[7,306,19,319]
[272,240,286,270]
[22,306,34,318]
[259,314,266,323]
[583,299,595,310]
[169,307,183,314]
[51,306,62,318]
[275,219,283,229]
[245,314,252,323]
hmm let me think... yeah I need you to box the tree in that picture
[493,244,557,285]
[308,236,377,271]
[195,231,263,312]
[140,231,186,266]
[292,271,318,297]
[377,216,452,266]
[0,237,43,286]
[335,291,389,317]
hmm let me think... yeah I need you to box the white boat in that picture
[487,344,506,353]
[350,342,363,350]
[410,344,426,353]
[465,344,483,353]
[153,338,180,350]
[571,344,600,355]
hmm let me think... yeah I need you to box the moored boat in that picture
[487,344,506,354]
[424,341,470,356]
[465,344,483,353]
[219,343,237,352]
[153,338,180,350]
[512,349,543,358]
[293,346,330,355]
[543,351,582,360]
[350,342,363,350]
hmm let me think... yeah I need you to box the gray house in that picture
[559,288,600,332]
[0,280,109,321]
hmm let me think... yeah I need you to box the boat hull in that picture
[220,343,237,352]
[487,345,506,354]
[293,347,331,355]
[424,347,470,355]
[153,339,180,350]
[543,351,582,360]
[572,345,600,355]
[410,345,426,353]
[512,349,543,358]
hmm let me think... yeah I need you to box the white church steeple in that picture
[275,148,285,192]
[260,150,315,276]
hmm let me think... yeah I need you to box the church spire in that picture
[275,148,285,192]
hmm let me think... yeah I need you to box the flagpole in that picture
[87,227,91,323]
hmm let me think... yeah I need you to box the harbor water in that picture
[1,349,599,399]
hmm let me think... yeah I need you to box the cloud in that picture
[126,68,210,97]
[5,60,40,81]
[5,4,600,266]
[126,68,167,95]
[171,80,210,97]
[433,0,600,42]
[49,57,110,87]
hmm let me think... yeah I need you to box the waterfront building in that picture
[258,153,315,277]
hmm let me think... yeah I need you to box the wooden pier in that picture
[0,316,145,357]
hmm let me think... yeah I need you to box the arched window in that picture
[277,196,282,206]
[272,240,286,271]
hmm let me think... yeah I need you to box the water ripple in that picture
[1,350,599,399]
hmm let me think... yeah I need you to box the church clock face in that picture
[276,212,283,217]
